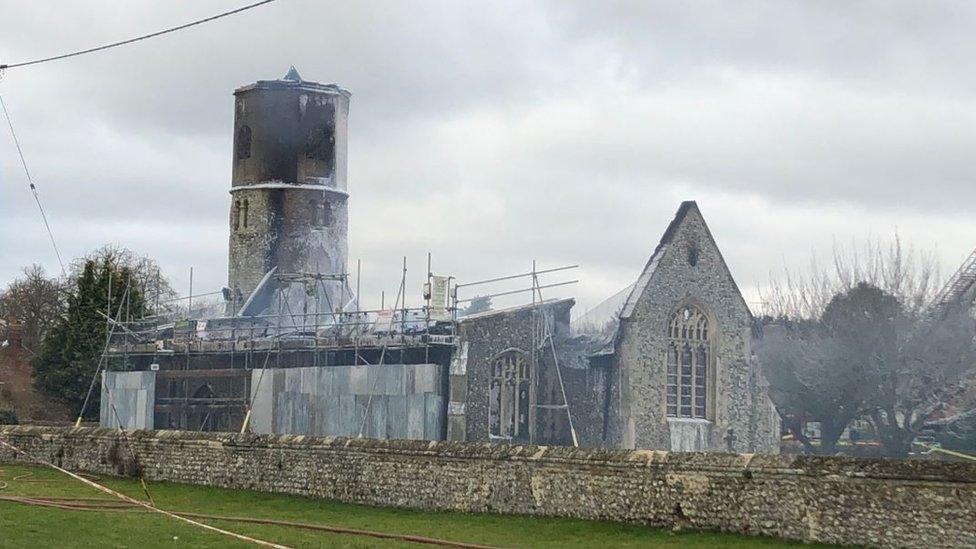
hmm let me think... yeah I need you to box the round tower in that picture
[227,67,350,314]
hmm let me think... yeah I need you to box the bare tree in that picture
[868,305,976,456]
[757,236,976,457]
[759,235,939,320]
[0,265,67,353]
[71,244,177,313]
[758,322,870,454]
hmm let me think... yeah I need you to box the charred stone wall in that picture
[450,304,543,443]
[232,81,348,187]
[450,300,610,446]
[551,339,613,447]
[153,369,249,432]
[227,73,351,306]
[227,186,349,304]
[2,426,974,548]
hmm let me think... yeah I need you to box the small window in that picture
[688,243,699,266]
[242,199,249,229]
[236,125,252,160]
[233,200,241,230]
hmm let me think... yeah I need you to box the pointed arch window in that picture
[666,305,710,419]
[192,383,215,400]
[489,350,531,441]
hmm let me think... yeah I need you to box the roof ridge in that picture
[618,201,698,319]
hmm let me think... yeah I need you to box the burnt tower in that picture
[227,67,350,314]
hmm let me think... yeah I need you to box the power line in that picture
[0,0,278,71]
[0,0,278,274]
[0,93,65,275]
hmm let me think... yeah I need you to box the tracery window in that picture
[489,350,530,441]
[666,305,710,419]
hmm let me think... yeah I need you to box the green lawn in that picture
[0,465,825,548]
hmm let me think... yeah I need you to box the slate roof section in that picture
[618,201,697,319]
[234,66,351,97]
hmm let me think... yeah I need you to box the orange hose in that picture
[0,494,506,549]
[0,437,292,549]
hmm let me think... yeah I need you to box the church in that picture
[604,201,779,452]
[446,201,780,453]
[99,69,779,454]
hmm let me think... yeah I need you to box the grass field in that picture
[0,465,827,548]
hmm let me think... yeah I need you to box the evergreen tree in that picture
[32,258,147,418]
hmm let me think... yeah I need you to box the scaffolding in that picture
[933,247,976,311]
[103,256,584,442]
[453,262,580,447]
[107,258,458,370]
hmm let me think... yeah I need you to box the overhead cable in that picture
[0,0,278,70]
[0,93,65,274]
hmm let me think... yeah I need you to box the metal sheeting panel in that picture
[250,363,445,440]
[249,369,275,434]
[100,371,156,430]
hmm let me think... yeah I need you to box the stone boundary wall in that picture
[1,426,973,548]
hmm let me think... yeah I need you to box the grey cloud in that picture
[551,1,976,94]
[2,0,975,313]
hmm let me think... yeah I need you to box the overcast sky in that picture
[1,0,975,314]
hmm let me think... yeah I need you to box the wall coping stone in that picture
[3,425,973,484]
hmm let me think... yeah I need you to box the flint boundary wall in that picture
[1,426,973,548]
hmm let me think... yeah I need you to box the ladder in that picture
[935,248,976,309]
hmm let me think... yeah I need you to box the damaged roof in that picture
[458,297,575,323]
[235,66,351,97]
[618,200,698,320]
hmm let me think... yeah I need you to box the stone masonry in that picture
[1,426,973,548]
[611,201,780,452]
[227,68,351,312]
[450,299,597,446]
